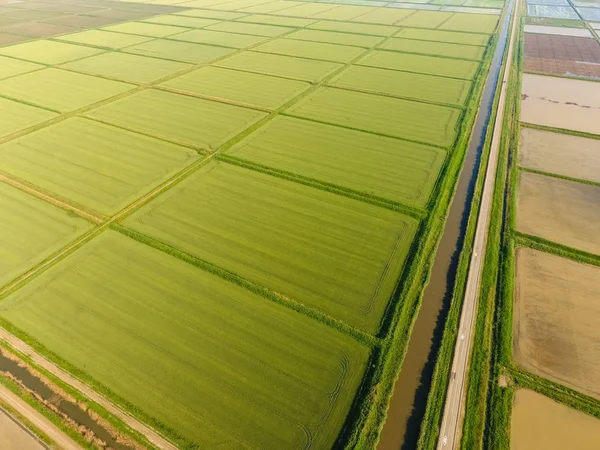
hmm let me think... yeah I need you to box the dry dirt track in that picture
[0,383,81,450]
[436,0,519,448]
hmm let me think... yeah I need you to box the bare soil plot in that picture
[0,96,57,138]
[0,22,79,38]
[0,39,102,64]
[379,38,486,60]
[524,24,593,37]
[122,38,234,64]
[62,51,190,84]
[227,115,445,207]
[0,55,42,80]
[516,171,600,254]
[170,29,269,47]
[54,29,153,49]
[215,51,342,82]
[0,182,90,287]
[287,86,461,147]
[285,29,383,48]
[394,27,490,46]
[0,33,30,46]
[524,33,600,78]
[0,230,370,450]
[86,88,266,150]
[519,127,600,183]
[44,14,120,28]
[205,21,293,36]
[358,49,480,79]
[161,66,309,109]
[514,248,600,399]
[0,68,134,112]
[512,390,600,450]
[0,117,199,215]
[0,409,45,450]
[123,162,418,332]
[520,73,600,135]
[329,65,472,105]
[253,38,365,63]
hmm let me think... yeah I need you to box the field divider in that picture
[0,171,104,224]
[216,154,428,219]
[517,165,600,188]
[513,231,600,266]
[110,223,380,347]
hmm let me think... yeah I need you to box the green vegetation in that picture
[439,13,499,33]
[0,40,103,64]
[0,117,199,215]
[63,52,191,84]
[396,10,454,28]
[0,230,370,450]
[380,38,486,60]
[102,22,186,37]
[308,20,397,36]
[123,38,234,64]
[286,87,462,147]
[0,182,91,287]
[226,115,445,207]
[161,66,310,109]
[215,51,342,81]
[0,68,134,113]
[253,38,365,62]
[122,161,418,332]
[142,14,219,28]
[0,55,43,80]
[524,16,585,27]
[55,30,152,49]
[395,28,491,46]
[286,29,384,48]
[330,65,472,105]
[358,50,480,79]
[205,21,293,36]
[171,29,269,47]
[0,97,56,138]
[86,89,266,150]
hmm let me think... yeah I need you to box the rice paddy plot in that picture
[516,171,600,255]
[310,5,377,20]
[161,66,309,109]
[215,51,342,82]
[176,9,247,20]
[0,117,199,215]
[395,28,490,46]
[0,230,370,450]
[285,29,383,47]
[102,22,187,37]
[86,89,266,150]
[308,19,397,36]
[205,21,294,36]
[273,2,341,17]
[0,68,134,113]
[122,39,235,64]
[0,56,43,81]
[0,183,91,288]
[171,29,269,47]
[438,12,498,33]
[253,38,365,63]
[349,7,415,24]
[526,4,580,18]
[123,162,418,331]
[0,97,57,138]
[54,30,153,49]
[239,0,304,14]
[358,50,480,79]
[330,65,472,105]
[236,13,317,27]
[141,14,220,28]
[227,115,445,207]
[62,52,191,84]
[0,39,103,65]
[380,38,485,60]
[396,10,453,28]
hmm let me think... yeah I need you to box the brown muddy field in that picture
[519,127,600,183]
[524,33,600,78]
[513,248,600,399]
[516,171,600,254]
[520,73,600,134]
[512,389,600,450]
[0,409,45,450]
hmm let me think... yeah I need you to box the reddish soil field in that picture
[524,33,600,78]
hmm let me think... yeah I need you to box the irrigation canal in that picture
[376,2,515,448]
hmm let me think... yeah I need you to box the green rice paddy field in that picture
[0,0,501,447]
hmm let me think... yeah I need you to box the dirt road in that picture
[436,0,520,448]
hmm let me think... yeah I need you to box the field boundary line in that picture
[0,172,104,224]
[0,328,177,450]
[517,165,600,188]
[216,154,428,219]
[513,231,600,266]
[372,45,486,63]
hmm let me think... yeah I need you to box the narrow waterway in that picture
[376,3,515,449]
[0,351,133,450]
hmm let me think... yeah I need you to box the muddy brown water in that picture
[0,352,132,450]
[376,2,514,449]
